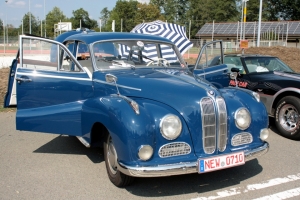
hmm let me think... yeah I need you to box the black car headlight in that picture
[160,114,182,140]
[235,108,251,130]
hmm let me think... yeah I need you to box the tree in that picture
[100,7,111,31]
[19,12,40,36]
[105,0,139,32]
[185,0,238,38]
[104,0,165,32]
[70,8,98,30]
[266,0,300,20]
[239,0,269,22]
[134,3,165,24]
[45,7,68,38]
[150,0,189,25]
[0,19,3,36]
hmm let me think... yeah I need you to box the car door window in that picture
[21,37,82,72]
[76,42,94,73]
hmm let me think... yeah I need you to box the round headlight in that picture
[160,114,182,140]
[138,145,153,161]
[235,108,251,130]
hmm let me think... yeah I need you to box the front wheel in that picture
[275,96,300,140]
[103,134,134,187]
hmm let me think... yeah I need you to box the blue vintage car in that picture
[6,32,269,187]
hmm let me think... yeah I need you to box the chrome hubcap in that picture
[279,104,300,133]
[107,136,118,175]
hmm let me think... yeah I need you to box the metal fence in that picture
[1,36,299,55]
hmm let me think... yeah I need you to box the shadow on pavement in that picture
[33,135,103,164]
[33,135,263,197]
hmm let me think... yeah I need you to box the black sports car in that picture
[197,54,300,140]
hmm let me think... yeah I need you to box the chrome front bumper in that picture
[117,142,269,177]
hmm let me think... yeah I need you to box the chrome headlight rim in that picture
[160,114,182,140]
[234,107,251,130]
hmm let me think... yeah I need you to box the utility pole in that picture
[257,0,263,47]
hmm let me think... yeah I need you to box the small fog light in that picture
[138,145,153,161]
[260,128,269,141]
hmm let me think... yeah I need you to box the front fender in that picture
[82,96,193,166]
[220,88,269,144]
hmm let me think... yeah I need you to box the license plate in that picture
[198,152,245,173]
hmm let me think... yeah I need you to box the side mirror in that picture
[105,74,120,95]
[230,72,237,80]
[105,74,118,83]
[231,67,240,72]
[230,72,238,87]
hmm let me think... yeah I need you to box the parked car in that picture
[196,54,300,140]
[5,33,269,187]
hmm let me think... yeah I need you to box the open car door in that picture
[16,35,93,136]
[4,51,19,107]
[192,40,229,88]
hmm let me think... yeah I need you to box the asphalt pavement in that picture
[0,112,299,200]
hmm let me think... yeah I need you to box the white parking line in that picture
[191,173,300,200]
[253,187,300,200]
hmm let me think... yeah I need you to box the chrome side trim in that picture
[93,79,142,91]
[17,72,92,81]
[76,136,91,148]
[117,142,269,177]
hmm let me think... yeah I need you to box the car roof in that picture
[55,28,95,43]
[63,32,173,44]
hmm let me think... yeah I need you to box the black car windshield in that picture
[92,40,185,70]
[244,57,294,73]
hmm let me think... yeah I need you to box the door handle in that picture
[16,77,32,82]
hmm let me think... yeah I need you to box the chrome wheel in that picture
[106,136,118,175]
[278,104,299,133]
[104,133,135,187]
[275,96,300,140]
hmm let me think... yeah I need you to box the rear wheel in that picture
[275,96,300,140]
[103,134,134,187]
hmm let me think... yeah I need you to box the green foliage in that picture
[45,7,68,38]
[267,0,300,20]
[0,19,3,36]
[19,12,41,36]
[100,7,111,32]
[185,0,238,38]
[70,8,98,30]
[134,3,165,24]
[105,0,139,32]
[150,0,189,25]
[103,0,166,32]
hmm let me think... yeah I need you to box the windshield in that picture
[244,57,294,73]
[92,40,185,70]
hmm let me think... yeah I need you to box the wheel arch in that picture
[271,88,300,115]
[90,122,109,148]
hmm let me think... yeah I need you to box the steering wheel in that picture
[146,58,170,67]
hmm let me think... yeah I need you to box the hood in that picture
[95,68,219,112]
[274,71,300,80]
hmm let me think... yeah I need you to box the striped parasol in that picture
[131,20,193,55]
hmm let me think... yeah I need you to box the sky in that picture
[0,0,150,27]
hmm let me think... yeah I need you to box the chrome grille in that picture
[216,97,228,152]
[159,142,191,158]
[200,97,216,154]
[231,132,253,146]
